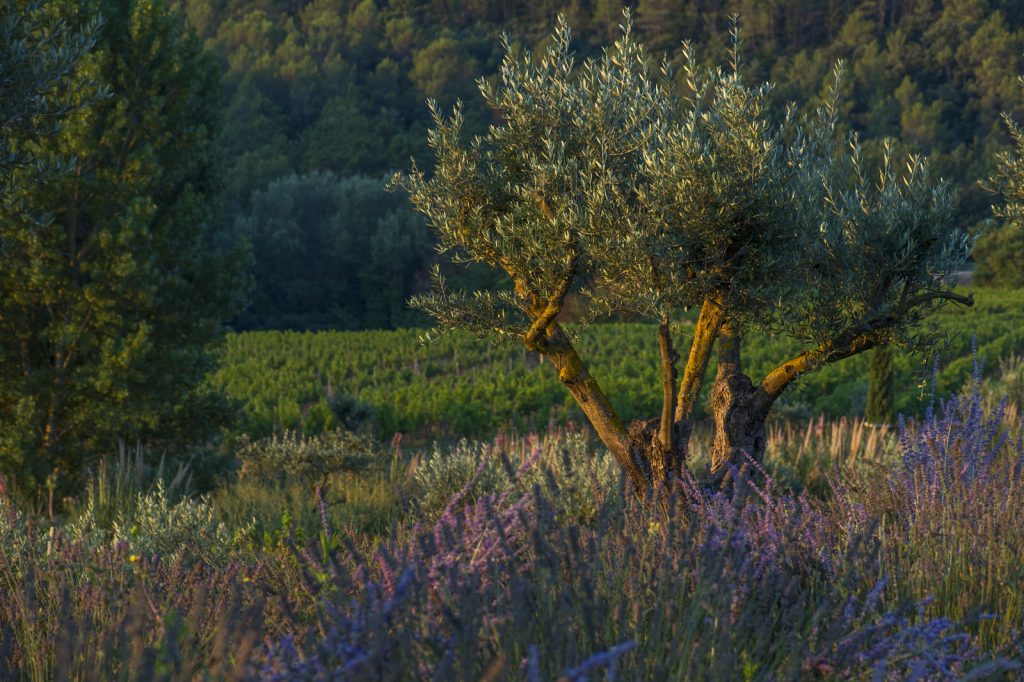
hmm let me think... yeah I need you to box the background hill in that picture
[168,0,1024,330]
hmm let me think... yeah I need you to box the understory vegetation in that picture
[1,362,1023,679]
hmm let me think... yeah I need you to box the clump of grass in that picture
[762,416,898,494]
[67,442,191,535]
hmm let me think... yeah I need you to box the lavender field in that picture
[0,362,1022,680]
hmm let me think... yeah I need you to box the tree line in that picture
[175,0,1024,331]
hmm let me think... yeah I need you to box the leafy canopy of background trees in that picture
[169,0,1024,331]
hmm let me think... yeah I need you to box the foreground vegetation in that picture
[213,288,1024,441]
[1,365,1022,679]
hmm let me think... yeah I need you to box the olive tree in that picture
[988,75,1024,243]
[394,17,972,490]
[0,1,99,184]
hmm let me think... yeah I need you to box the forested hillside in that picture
[169,0,1024,330]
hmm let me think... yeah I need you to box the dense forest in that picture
[170,0,1024,330]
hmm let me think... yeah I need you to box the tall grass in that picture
[673,415,897,499]
[0,376,1022,679]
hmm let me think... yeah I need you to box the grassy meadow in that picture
[1,290,1024,679]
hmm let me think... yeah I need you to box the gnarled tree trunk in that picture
[708,370,768,477]
[707,323,768,477]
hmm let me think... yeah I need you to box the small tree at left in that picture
[0,0,247,498]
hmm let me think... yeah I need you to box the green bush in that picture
[68,480,246,566]
[110,482,242,565]
[235,429,375,489]
[213,430,405,542]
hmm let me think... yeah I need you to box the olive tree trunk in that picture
[706,324,769,476]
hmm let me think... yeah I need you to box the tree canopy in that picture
[0,1,100,184]
[396,16,972,488]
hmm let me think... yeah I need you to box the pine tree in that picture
[0,0,247,497]
[865,345,895,426]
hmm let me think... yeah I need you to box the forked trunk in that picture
[626,417,687,486]
[542,322,694,491]
[708,323,768,477]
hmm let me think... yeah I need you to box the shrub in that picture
[111,482,243,565]
[412,431,621,523]
[411,439,510,518]
[835,362,1024,651]
[67,479,245,567]
[236,429,375,489]
[64,444,191,542]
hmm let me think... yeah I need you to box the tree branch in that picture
[756,289,975,411]
[657,313,678,454]
[522,193,577,351]
[523,260,576,351]
[902,289,974,310]
[674,299,723,426]
[542,323,650,489]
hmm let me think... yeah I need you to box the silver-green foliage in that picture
[235,429,375,488]
[414,439,510,516]
[67,481,247,566]
[396,13,969,357]
[990,76,1024,229]
[109,481,239,563]
[414,432,621,523]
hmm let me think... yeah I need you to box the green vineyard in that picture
[212,288,1024,441]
